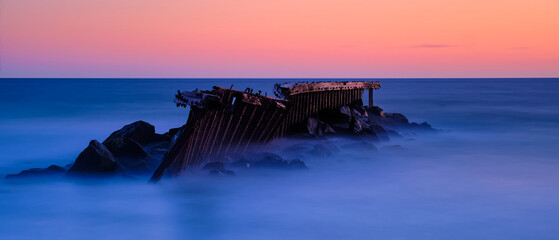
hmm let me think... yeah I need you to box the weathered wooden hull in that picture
[150,81,380,181]
[150,87,288,181]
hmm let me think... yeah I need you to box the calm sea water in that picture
[1,78,559,239]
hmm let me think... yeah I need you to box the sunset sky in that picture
[0,0,558,78]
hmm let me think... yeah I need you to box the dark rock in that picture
[202,162,226,171]
[309,141,339,157]
[307,117,335,136]
[103,121,168,146]
[103,136,157,174]
[386,129,403,138]
[219,169,236,176]
[208,169,236,176]
[410,122,435,131]
[68,140,118,174]
[381,145,405,151]
[341,141,378,151]
[252,153,289,168]
[202,161,236,176]
[231,153,308,170]
[6,165,66,179]
[384,113,410,125]
[369,124,389,141]
[101,121,170,174]
[367,106,385,117]
[146,141,171,158]
[353,104,368,118]
[288,159,308,169]
[165,125,186,147]
[352,118,370,134]
[339,106,352,120]
[230,159,252,169]
[104,137,148,159]
[420,122,431,128]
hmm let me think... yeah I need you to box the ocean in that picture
[1,78,559,239]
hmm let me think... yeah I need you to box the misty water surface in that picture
[1,78,558,239]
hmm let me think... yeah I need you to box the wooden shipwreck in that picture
[150,81,381,181]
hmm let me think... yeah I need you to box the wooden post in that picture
[368,88,373,107]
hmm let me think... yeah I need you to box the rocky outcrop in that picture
[102,121,171,174]
[103,120,168,146]
[66,121,171,176]
[68,140,118,174]
[366,106,435,132]
[6,102,434,180]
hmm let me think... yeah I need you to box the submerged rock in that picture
[288,159,308,169]
[340,141,378,152]
[231,152,308,170]
[409,122,435,131]
[203,162,236,176]
[381,145,406,151]
[6,165,67,179]
[309,141,339,157]
[68,140,118,174]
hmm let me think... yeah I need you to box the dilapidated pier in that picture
[150,81,380,181]
[275,81,381,135]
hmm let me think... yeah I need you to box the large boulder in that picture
[104,137,148,159]
[339,106,353,121]
[102,121,168,174]
[68,140,118,174]
[352,117,370,134]
[103,121,168,146]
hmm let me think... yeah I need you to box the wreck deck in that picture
[151,81,380,181]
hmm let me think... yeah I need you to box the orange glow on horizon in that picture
[0,0,558,77]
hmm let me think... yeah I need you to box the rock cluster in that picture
[6,104,434,180]
[7,121,178,179]
[307,104,433,140]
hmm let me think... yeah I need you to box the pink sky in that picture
[0,0,558,78]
